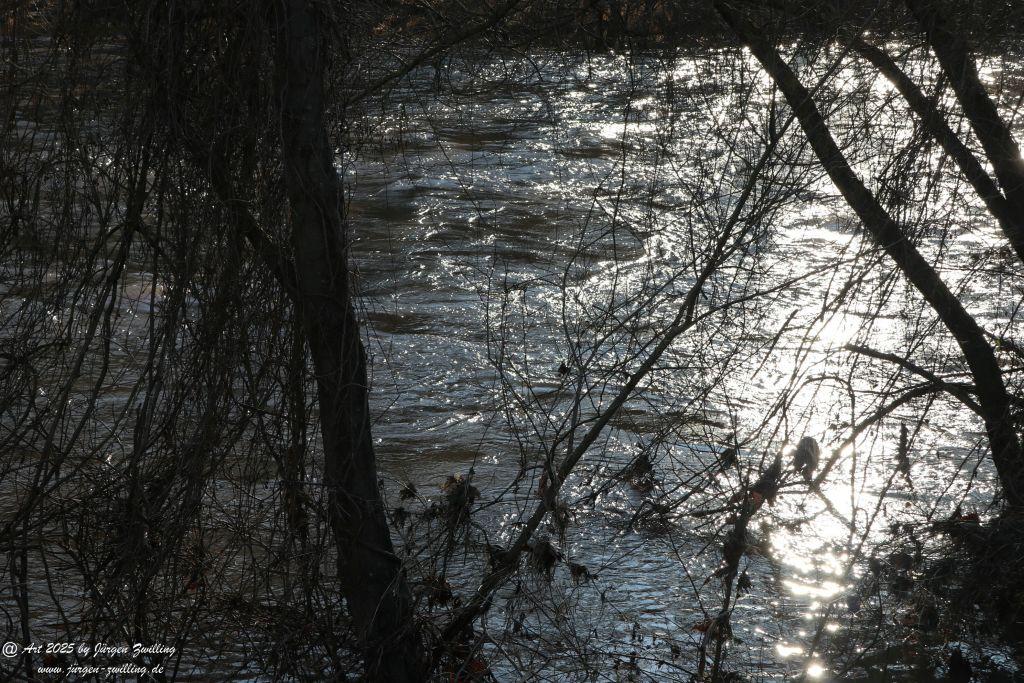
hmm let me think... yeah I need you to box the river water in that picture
[345,49,1023,681]
[3,43,1023,681]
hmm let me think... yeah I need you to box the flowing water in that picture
[345,49,1024,681]
[3,44,1024,681]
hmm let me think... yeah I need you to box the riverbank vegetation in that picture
[2,1,1023,680]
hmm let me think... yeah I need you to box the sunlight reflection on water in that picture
[348,48,1022,680]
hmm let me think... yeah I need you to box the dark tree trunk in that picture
[715,1,1024,508]
[848,36,1024,262]
[905,0,1024,246]
[274,2,423,679]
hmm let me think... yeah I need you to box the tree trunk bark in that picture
[847,36,1024,262]
[274,1,423,679]
[715,1,1024,508]
[905,0,1024,245]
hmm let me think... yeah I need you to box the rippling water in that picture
[4,42,1023,681]
[346,50,1023,680]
